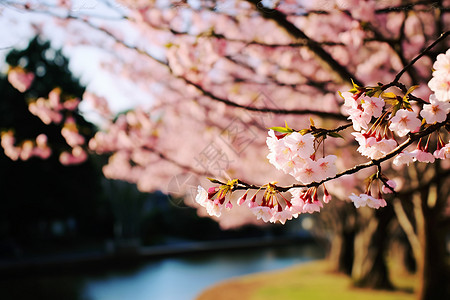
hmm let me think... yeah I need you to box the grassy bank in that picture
[196,260,415,300]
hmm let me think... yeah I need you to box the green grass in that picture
[197,260,416,300]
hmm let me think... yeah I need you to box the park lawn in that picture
[196,260,416,300]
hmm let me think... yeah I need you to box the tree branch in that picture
[392,197,422,262]
[221,119,448,192]
[386,30,450,86]
[245,0,363,86]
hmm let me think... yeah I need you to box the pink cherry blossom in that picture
[382,180,397,194]
[323,188,332,203]
[293,158,321,184]
[361,96,385,118]
[420,94,450,124]
[195,185,208,206]
[346,107,371,131]
[349,193,386,209]
[393,151,416,166]
[61,118,86,147]
[303,200,322,214]
[19,141,34,160]
[389,109,422,137]
[428,75,450,102]
[237,191,248,206]
[270,210,295,225]
[288,189,306,216]
[283,132,315,158]
[250,205,274,222]
[433,141,450,159]
[411,149,435,163]
[353,132,397,159]
[266,129,284,152]
[432,48,450,77]
[7,67,34,93]
[205,201,223,217]
[316,155,337,180]
[59,146,88,165]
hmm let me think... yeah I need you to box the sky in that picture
[0,0,154,125]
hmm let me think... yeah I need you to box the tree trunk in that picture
[414,186,449,300]
[351,205,394,289]
[328,221,355,275]
[320,201,356,275]
[394,164,450,300]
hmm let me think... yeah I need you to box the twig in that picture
[217,119,447,192]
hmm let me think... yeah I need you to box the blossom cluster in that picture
[195,49,449,223]
[341,51,450,165]
[28,88,80,125]
[2,69,88,166]
[195,181,333,224]
[7,67,34,93]
[0,131,51,161]
[392,50,450,165]
[266,130,337,184]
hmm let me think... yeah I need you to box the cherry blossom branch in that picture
[218,119,448,193]
[17,4,348,120]
[375,1,449,14]
[222,55,334,93]
[387,30,450,87]
[144,147,209,176]
[183,78,347,119]
[246,0,364,87]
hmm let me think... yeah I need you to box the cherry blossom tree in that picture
[1,1,449,299]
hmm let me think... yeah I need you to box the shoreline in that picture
[0,235,317,278]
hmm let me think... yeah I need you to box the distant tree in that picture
[0,37,112,254]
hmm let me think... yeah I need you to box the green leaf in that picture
[381,92,397,100]
[284,121,292,131]
[351,78,360,90]
[299,129,312,135]
[405,85,419,96]
[328,132,344,139]
[269,126,293,133]
[206,177,222,184]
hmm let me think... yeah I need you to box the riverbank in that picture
[0,235,316,278]
[0,241,323,300]
[196,260,416,300]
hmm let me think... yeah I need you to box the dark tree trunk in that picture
[415,191,449,300]
[328,225,355,275]
[394,164,450,300]
[321,201,356,275]
[352,205,395,289]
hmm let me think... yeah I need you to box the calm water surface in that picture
[0,243,324,300]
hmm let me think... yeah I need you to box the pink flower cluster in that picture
[61,117,85,147]
[341,91,403,159]
[59,146,88,166]
[195,185,234,218]
[341,91,385,131]
[393,137,450,166]
[349,193,387,209]
[349,178,396,209]
[419,50,450,124]
[195,182,333,224]
[1,131,51,161]
[266,130,337,184]
[7,67,34,93]
[392,49,450,165]
[28,88,79,125]
[428,49,450,102]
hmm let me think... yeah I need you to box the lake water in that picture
[0,242,324,300]
[82,243,323,300]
